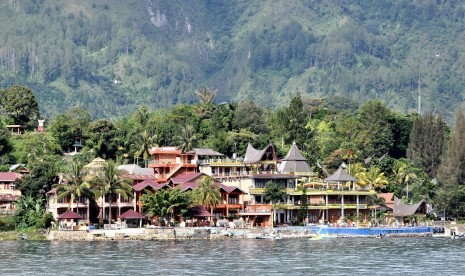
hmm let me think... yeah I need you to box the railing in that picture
[0,209,15,215]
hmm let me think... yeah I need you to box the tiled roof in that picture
[190,148,224,157]
[393,197,425,217]
[324,165,357,182]
[190,205,213,217]
[132,180,169,191]
[118,209,145,219]
[170,172,204,184]
[0,172,21,182]
[58,210,83,220]
[173,172,245,194]
[279,142,313,173]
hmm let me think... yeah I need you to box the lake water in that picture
[1,237,463,275]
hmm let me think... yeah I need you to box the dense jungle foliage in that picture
[0,0,464,121]
[3,85,465,219]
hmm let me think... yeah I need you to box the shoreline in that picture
[45,226,435,241]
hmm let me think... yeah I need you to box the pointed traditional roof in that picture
[58,210,83,220]
[324,165,357,182]
[278,142,313,173]
[118,209,146,219]
[243,142,276,164]
[84,157,107,169]
[283,142,306,161]
[393,197,426,217]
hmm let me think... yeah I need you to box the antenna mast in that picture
[417,77,421,115]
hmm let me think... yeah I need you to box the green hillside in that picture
[0,0,463,120]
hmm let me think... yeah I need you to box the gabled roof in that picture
[324,165,357,182]
[118,209,145,219]
[190,148,224,157]
[9,164,28,172]
[118,164,155,176]
[0,172,21,182]
[171,172,204,185]
[133,180,170,192]
[172,172,246,194]
[393,197,426,217]
[243,142,276,164]
[278,142,313,173]
[58,210,83,220]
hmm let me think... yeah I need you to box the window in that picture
[121,196,133,203]
[58,197,68,204]
[229,197,237,204]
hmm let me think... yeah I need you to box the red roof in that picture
[378,193,394,209]
[172,172,245,194]
[132,180,170,191]
[118,209,146,219]
[190,205,213,217]
[46,188,57,195]
[58,210,83,220]
[170,172,204,184]
[0,172,21,182]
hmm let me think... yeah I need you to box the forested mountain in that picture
[0,0,464,120]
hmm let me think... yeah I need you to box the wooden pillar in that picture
[226,193,229,217]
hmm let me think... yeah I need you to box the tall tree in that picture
[193,176,221,216]
[272,93,309,147]
[194,87,217,105]
[134,129,157,165]
[1,86,40,129]
[436,110,465,219]
[56,160,90,213]
[356,100,394,158]
[264,181,286,228]
[175,124,197,153]
[97,161,132,222]
[407,112,446,178]
[85,119,118,159]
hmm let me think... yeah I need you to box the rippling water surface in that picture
[1,238,463,275]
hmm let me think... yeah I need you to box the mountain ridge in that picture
[0,0,463,120]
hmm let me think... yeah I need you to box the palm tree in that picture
[356,165,389,190]
[264,181,286,228]
[134,129,157,166]
[141,188,192,225]
[193,176,221,216]
[56,160,90,213]
[194,87,217,105]
[366,194,386,226]
[392,159,417,201]
[175,125,197,153]
[96,161,133,223]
